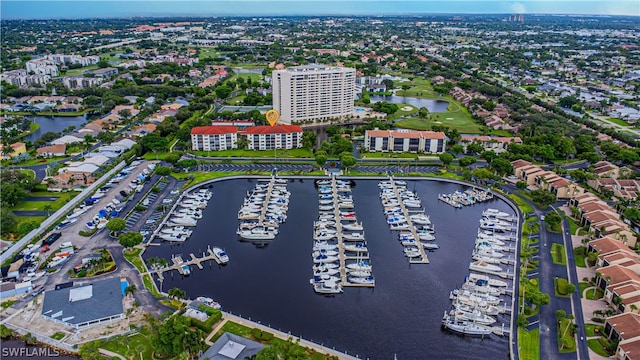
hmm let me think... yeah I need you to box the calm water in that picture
[143,179,515,360]
[369,95,449,113]
[25,116,87,142]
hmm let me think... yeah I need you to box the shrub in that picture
[591,317,605,323]
[529,278,538,286]
[251,328,274,341]
[135,205,146,212]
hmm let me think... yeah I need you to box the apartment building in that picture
[272,64,355,123]
[246,125,302,150]
[26,59,58,76]
[364,129,446,154]
[191,126,238,151]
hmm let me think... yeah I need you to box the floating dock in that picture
[155,246,221,281]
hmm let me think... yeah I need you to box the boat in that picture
[409,214,431,225]
[343,243,368,253]
[422,243,439,250]
[450,307,497,325]
[314,280,343,294]
[442,313,493,336]
[401,238,416,246]
[212,247,229,264]
[387,217,407,225]
[170,217,197,226]
[347,270,371,278]
[55,218,78,230]
[159,233,187,242]
[417,232,435,241]
[313,254,339,263]
[314,243,339,251]
[468,273,508,288]
[237,228,276,240]
[404,247,422,258]
[469,260,504,274]
[342,222,363,231]
[452,289,502,306]
[349,275,375,285]
[390,222,411,231]
[343,232,365,241]
[482,209,513,221]
[310,275,341,284]
[313,263,339,271]
[346,260,372,272]
[181,264,191,276]
[313,249,338,257]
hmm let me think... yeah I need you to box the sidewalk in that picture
[206,312,358,360]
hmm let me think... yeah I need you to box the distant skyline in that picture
[1,1,639,19]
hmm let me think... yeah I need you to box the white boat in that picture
[319,205,334,211]
[313,249,338,257]
[347,270,371,277]
[238,212,260,220]
[401,238,416,246]
[342,222,363,231]
[404,247,422,258]
[450,307,496,325]
[171,217,197,226]
[314,280,343,294]
[390,222,410,231]
[314,243,338,251]
[387,217,406,225]
[310,275,341,284]
[159,233,187,242]
[417,232,435,241]
[409,214,431,225]
[343,232,365,241]
[468,273,508,287]
[211,247,229,264]
[403,199,422,208]
[452,289,502,305]
[469,260,504,274]
[442,313,493,336]
[343,243,368,253]
[314,267,340,276]
[237,228,276,240]
[482,209,513,220]
[453,299,505,316]
[313,263,339,271]
[461,279,505,296]
[422,243,439,250]
[349,275,375,285]
[314,232,337,241]
[346,260,372,272]
[313,254,339,263]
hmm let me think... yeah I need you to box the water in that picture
[369,95,449,113]
[24,116,88,142]
[143,179,514,360]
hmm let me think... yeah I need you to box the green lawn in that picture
[395,77,446,99]
[585,288,604,300]
[10,191,78,213]
[607,118,631,127]
[387,103,418,121]
[585,324,604,337]
[359,152,419,159]
[508,194,535,214]
[63,65,99,77]
[551,243,567,265]
[578,282,590,298]
[574,248,587,268]
[557,317,576,352]
[198,47,219,60]
[190,148,313,158]
[518,328,540,360]
[142,274,162,298]
[173,171,249,188]
[588,339,609,357]
[554,277,572,298]
[225,95,246,105]
[51,332,65,340]
[394,110,483,134]
[211,321,253,342]
[97,326,154,360]
[123,248,146,273]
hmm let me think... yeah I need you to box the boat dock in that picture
[257,178,275,226]
[330,177,373,288]
[155,246,221,280]
[385,177,429,264]
[438,188,494,208]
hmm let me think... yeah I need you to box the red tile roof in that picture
[246,125,302,135]
[191,126,238,135]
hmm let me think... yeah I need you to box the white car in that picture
[162,199,173,204]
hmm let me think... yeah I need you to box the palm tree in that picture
[43,204,53,216]
[630,304,639,314]
[125,285,137,297]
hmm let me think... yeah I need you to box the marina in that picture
[152,245,229,281]
[236,176,290,244]
[312,177,375,295]
[151,188,213,243]
[142,178,515,359]
[378,177,430,264]
[438,188,494,208]
[442,208,516,338]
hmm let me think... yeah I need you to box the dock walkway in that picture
[155,246,220,281]
[387,177,429,264]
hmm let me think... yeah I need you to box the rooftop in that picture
[199,332,264,360]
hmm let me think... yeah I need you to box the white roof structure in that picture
[113,138,136,150]
[83,155,110,166]
[65,163,99,174]
[218,341,245,359]
[52,135,82,145]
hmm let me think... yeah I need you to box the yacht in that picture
[404,247,422,258]
[314,267,340,276]
[442,313,493,336]
[159,233,187,242]
[349,275,375,285]
[212,247,229,264]
[422,243,439,250]
[469,260,504,274]
[310,275,341,284]
[313,280,343,294]
[346,260,372,272]
[313,263,339,271]
[342,222,364,231]
[237,227,276,240]
[347,269,372,278]
[409,214,431,225]
[482,209,513,221]
[313,249,338,257]
[390,222,411,231]
[314,243,338,251]
[401,238,416,246]
[343,242,368,253]
[170,217,197,226]
[450,307,497,325]
[343,232,365,241]
[468,273,508,288]
[313,254,339,263]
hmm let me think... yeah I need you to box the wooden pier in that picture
[155,246,220,281]
[387,177,429,264]
[257,178,275,226]
[330,176,374,288]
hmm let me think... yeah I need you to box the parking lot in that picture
[196,163,440,174]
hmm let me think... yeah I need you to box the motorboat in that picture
[387,216,407,225]
[343,242,368,253]
[442,313,493,336]
[469,260,504,274]
[343,232,365,241]
[314,243,338,251]
[418,232,435,241]
[238,212,260,220]
[349,275,375,285]
[347,269,371,278]
[55,218,78,230]
[313,263,339,271]
[390,223,410,231]
[237,227,276,240]
[313,249,338,257]
[313,254,339,263]
[401,238,416,246]
[482,209,513,221]
[472,254,502,264]
[314,267,340,276]
[159,233,187,242]
[212,247,229,264]
[468,273,508,288]
[453,299,505,316]
[346,260,372,272]
[314,232,337,241]
[310,275,341,284]
[403,199,422,208]
[314,280,343,294]
[409,214,431,225]
[404,247,422,258]
[451,289,502,305]
[461,279,505,296]
[450,307,497,325]
[422,243,439,250]
[319,205,334,211]
[170,217,197,226]
[342,222,363,231]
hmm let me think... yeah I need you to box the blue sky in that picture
[1,1,639,19]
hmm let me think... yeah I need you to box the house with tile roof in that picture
[603,313,640,360]
[191,126,238,151]
[246,125,302,150]
[364,129,446,154]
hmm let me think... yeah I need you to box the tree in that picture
[118,231,143,248]
[125,284,137,297]
[1,208,17,233]
[544,211,562,229]
[458,156,477,168]
[439,152,454,167]
[516,181,527,189]
[418,107,429,119]
[490,157,514,176]
[466,142,484,155]
[96,131,115,145]
[141,135,168,159]
[43,204,53,216]
[314,150,328,168]
[83,134,93,152]
[480,150,497,163]
[340,152,357,172]
[168,287,186,300]
[450,144,464,156]
[556,309,567,319]
[164,152,181,165]
[153,314,203,358]
[301,131,317,150]
[530,189,557,209]
[106,218,126,236]
[215,85,232,99]
[155,166,172,176]
[118,109,132,120]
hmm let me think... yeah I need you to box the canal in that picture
[143,178,515,360]
[24,115,88,143]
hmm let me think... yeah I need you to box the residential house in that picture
[246,125,303,151]
[91,67,118,78]
[603,313,640,360]
[36,144,66,158]
[459,135,522,153]
[364,129,446,154]
[191,126,238,151]
[3,142,26,159]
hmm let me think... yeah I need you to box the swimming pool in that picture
[354,107,368,113]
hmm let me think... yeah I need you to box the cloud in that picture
[510,2,526,13]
